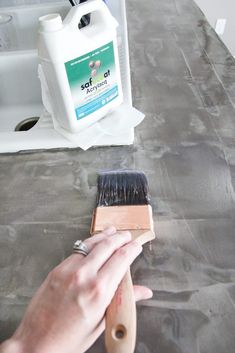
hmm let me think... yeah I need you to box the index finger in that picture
[98,241,142,304]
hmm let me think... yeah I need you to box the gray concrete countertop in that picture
[1,0,235,352]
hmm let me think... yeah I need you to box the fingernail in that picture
[120,231,132,241]
[116,230,131,238]
[104,226,116,235]
[145,288,153,299]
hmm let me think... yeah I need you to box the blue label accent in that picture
[75,85,118,120]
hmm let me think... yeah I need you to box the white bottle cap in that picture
[39,14,63,32]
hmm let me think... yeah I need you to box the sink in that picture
[0,50,42,133]
[0,0,133,153]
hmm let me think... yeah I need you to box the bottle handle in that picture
[63,0,117,31]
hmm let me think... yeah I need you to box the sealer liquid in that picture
[38,0,123,134]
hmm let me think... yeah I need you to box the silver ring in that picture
[73,240,89,256]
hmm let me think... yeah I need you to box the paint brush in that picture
[91,170,155,353]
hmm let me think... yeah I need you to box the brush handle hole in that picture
[112,324,126,340]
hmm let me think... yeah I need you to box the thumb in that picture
[133,285,153,301]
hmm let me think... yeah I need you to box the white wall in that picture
[0,0,64,6]
[194,0,235,56]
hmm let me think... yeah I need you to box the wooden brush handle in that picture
[105,268,136,353]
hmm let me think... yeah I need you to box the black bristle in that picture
[96,170,150,207]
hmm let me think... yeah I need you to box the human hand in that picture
[1,227,152,353]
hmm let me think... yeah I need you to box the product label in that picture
[65,41,118,120]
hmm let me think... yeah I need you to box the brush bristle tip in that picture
[96,170,150,207]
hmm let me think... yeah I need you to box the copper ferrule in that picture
[90,204,154,234]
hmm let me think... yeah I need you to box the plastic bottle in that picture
[38,0,123,134]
